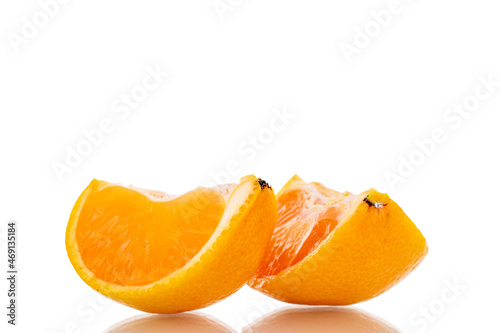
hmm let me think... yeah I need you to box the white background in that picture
[1,0,499,332]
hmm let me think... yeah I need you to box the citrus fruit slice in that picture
[242,306,399,333]
[249,175,428,305]
[66,175,277,313]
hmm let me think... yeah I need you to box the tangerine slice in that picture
[66,175,277,313]
[249,175,428,305]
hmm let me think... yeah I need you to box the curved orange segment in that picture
[66,175,277,313]
[249,175,428,305]
[76,182,229,286]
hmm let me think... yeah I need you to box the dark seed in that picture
[258,178,271,190]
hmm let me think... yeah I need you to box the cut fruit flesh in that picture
[76,182,233,286]
[255,177,355,279]
[66,175,277,313]
[249,175,428,305]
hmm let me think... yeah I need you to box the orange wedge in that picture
[249,175,428,305]
[66,175,277,313]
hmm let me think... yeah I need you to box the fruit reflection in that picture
[104,312,235,333]
[242,306,400,333]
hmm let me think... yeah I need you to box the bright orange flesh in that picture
[76,183,230,286]
[66,175,278,313]
[255,178,355,278]
[249,175,428,305]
